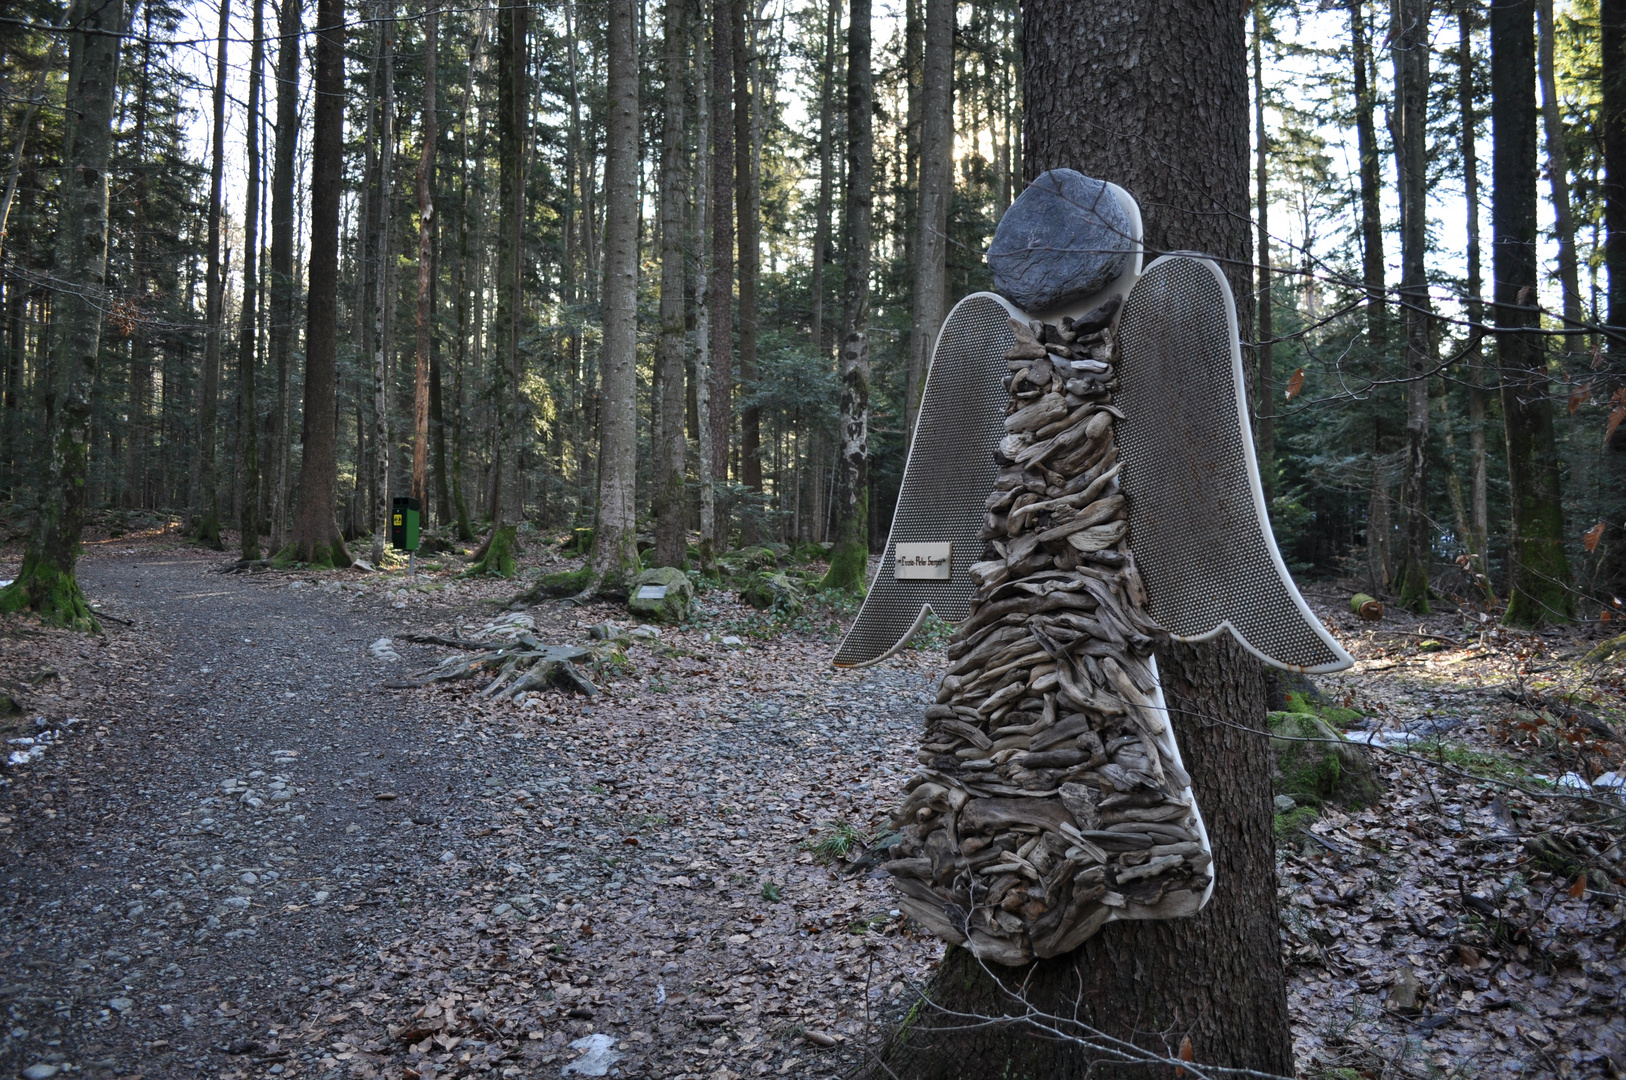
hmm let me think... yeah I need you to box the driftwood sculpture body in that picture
[845,172,1351,965]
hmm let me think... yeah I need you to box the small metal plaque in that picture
[636,585,668,600]
[894,542,952,580]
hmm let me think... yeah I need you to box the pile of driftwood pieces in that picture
[386,613,599,698]
[885,299,1213,965]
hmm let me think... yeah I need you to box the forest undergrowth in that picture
[0,515,1622,1079]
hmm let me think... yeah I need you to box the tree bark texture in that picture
[1252,0,1273,509]
[734,0,761,492]
[695,30,716,551]
[268,0,300,552]
[370,4,396,566]
[289,0,351,567]
[592,0,642,581]
[708,0,735,543]
[888,0,1296,1074]
[1392,0,1432,614]
[414,0,438,508]
[655,0,692,570]
[906,0,952,456]
[1537,0,1584,344]
[1602,0,1626,597]
[1492,0,1573,624]
[822,0,871,593]
[237,0,265,560]
[1458,8,1494,596]
[198,0,231,548]
[0,0,125,629]
[811,0,837,360]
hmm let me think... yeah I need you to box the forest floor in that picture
[0,516,1621,1080]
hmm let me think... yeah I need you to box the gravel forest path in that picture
[0,552,941,1080]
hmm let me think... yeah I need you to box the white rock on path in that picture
[561,1032,621,1077]
[368,638,401,662]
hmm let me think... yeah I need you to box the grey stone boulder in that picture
[627,566,693,624]
[987,169,1131,311]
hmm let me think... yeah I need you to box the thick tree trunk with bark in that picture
[734,0,762,493]
[821,0,871,593]
[906,0,952,454]
[655,0,692,570]
[370,5,396,566]
[592,0,641,583]
[694,34,717,560]
[1392,0,1432,614]
[1493,0,1572,625]
[237,0,265,560]
[1602,0,1626,597]
[413,1,438,509]
[883,0,1294,1074]
[708,0,735,545]
[1253,0,1273,509]
[268,0,300,553]
[471,0,527,576]
[0,0,125,629]
[197,0,231,549]
[288,0,351,568]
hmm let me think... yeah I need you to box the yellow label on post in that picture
[394,514,403,526]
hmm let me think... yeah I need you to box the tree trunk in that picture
[197,0,230,549]
[237,0,265,560]
[268,0,299,552]
[288,0,352,567]
[1252,0,1273,509]
[413,0,438,510]
[709,0,735,545]
[1601,0,1626,598]
[1537,0,1584,343]
[883,0,1293,1073]
[0,0,125,629]
[591,0,641,583]
[1458,7,1494,598]
[471,0,526,576]
[734,0,762,493]
[1493,0,1573,624]
[124,17,152,510]
[1392,0,1432,614]
[655,0,691,570]
[810,0,837,359]
[906,0,951,455]
[1350,0,1391,590]
[694,27,717,557]
[370,3,396,566]
[820,0,871,593]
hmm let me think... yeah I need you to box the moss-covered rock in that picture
[530,567,594,598]
[740,571,803,614]
[627,566,694,624]
[1267,711,1382,808]
[1280,689,1366,729]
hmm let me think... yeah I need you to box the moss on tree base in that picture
[819,539,868,593]
[0,557,99,632]
[1394,560,1430,615]
[466,525,517,577]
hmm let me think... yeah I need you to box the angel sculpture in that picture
[839,170,1352,965]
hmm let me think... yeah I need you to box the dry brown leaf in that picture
[1584,523,1606,553]
[1284,368,1306,402]
[1569,381,1591,415]
[1570,874,1588,899]
[1176,1034,1194,1076]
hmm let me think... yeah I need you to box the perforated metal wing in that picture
[831,293,1020,668]
[1115,256,1352,674]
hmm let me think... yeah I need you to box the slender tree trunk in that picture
[269,0,300,553]
[413,0,438,514]
[1493,0,1573,624]
[123,18,152,510]
[906,0,952,455]
[1601,0,1626,597]
[811,0,837,359]
[1392,0,1433,613]
[883,0,1292,1073]
[0,0,125,628]
[1351,0,1391,589]
[472,0,526,576]
[1252,0,1273,508]
[694,28,716,557]
[196,0,230,549]
[593,0,642,582]
[370,3,395,565]
[708,0,735,544]
[289,0,351,567]
[820,0,871,593]
[236,0,265,560]
[734,0,762,493]
[655,0,692,569]
[1459,7,1494,598]
[1537,0,1584,343]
